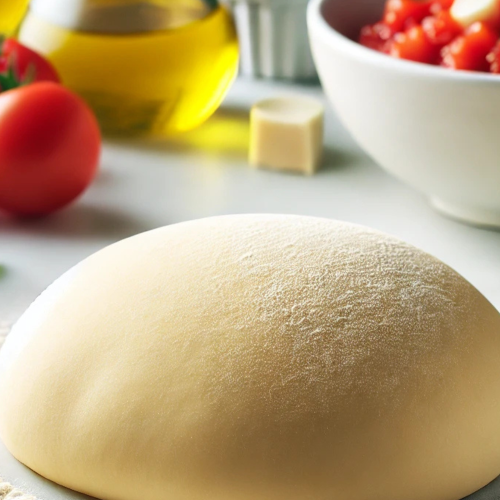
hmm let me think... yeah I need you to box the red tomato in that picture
[359,22,393,51]
[422,11,461,46]
[0,82,100,216]
[487,40,500,72]
[0,39,60,88]
[389,25,438,63]
[384,0,432,33]
[441,22,499,71]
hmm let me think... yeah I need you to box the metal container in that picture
[223,0,317,81]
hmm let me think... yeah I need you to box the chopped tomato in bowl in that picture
[309,0,500,229]
[360,0,500,73]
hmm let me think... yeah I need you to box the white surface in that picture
[0,77,500,498]
[308,0,500,227]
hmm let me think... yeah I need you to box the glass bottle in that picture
[18,0,239,135]
[0,0,29,35]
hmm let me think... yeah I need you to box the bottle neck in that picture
[29,0,219,33]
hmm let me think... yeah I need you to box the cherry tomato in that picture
[422,11,461,46]
[441,22,499,71]
[384,0,432,33]
[0,39,60,88]
[0,82,100,216]
[389,25,438,63]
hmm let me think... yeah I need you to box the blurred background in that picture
[0,0,499,331]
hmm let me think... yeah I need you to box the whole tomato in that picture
[0,38,60,89]
[0,82,101,216]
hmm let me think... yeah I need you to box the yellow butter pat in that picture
[250,96,325,175]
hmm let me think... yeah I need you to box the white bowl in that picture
[308,0,500,228]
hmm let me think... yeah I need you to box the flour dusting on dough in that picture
[0,478,36,500]
[1,215,500,500]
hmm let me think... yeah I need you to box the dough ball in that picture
[1,215,500,500]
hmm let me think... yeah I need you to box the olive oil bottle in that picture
[0,0,29,35]
[19,0,239,135]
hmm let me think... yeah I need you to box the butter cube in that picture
[451,0,500,27]
[250,96,325,175]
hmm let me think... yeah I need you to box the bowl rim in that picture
[307,0,500,84]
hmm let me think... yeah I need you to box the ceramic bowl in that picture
[308,0,500,228]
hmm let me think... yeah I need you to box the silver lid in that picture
[30,0,219,33]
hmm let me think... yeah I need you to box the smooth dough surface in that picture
[1,215,500,500]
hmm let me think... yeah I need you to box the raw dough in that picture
[1,215,500,500]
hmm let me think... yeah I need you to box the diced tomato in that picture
[487,40,500,72]
[441,22,499,71]
[360,22,393,51]
[422,11,461,46]
[384,0,433,33]
[360,0,500,73]
[404,17,421,30]
[389,25,438,63]
[430,0,454,15]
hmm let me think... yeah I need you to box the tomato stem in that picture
[0,52,36,92]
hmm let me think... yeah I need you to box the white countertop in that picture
[1,77,499,330]
[1,77,500,500]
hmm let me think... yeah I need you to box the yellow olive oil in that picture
[19,6,239,135]
[0,0,29,35]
